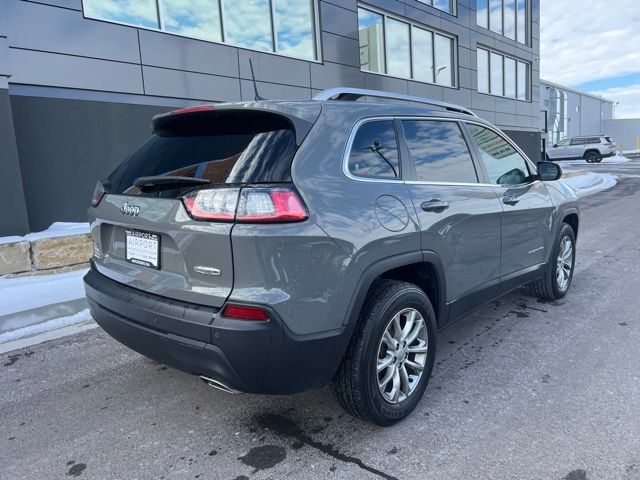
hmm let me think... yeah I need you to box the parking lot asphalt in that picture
[2,160,640,480]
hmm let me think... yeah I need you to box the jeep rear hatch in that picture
[90,106,316,309]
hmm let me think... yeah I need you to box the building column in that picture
[0,0,30,236]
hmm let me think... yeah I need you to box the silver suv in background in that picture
[546,135,616,163]
[85,88,579,426]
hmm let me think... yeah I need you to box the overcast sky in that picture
[540,0,640,118]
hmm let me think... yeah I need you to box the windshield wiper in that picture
[133,176,211,190]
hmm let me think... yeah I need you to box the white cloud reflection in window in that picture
[223,0,273,52]
[273,0,316,60]
[84,0,159,28]
[160,0,221,42]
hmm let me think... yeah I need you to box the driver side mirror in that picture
[538,161,562,181]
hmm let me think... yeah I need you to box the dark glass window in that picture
[108,111,298,197]
[402,120,478,183]
[348,121,400,179]
[469,124,532,185]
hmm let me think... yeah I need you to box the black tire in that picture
[331,279,437,426]
[529,223,576,300]
[584,150,600,163]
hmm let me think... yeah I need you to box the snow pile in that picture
[560,172,618,197]
[24,222,90,241]
[0,236,24,245]
[0,268,88,317]
[0,222,90,246]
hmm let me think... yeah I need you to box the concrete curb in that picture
[0,297,88,335]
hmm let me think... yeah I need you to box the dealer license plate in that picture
[125,230,160,269]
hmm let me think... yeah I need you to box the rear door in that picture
[400,118,502,312]
[89,109,305,308]
[465,123,555,278]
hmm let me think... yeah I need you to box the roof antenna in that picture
[248,59,264,101]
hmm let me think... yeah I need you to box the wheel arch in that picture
[583,149,600,159]
[563,212,579,240]
[344,251,448,328]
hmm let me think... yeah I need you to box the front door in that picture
[399,119,503,316]
[548,138,572,159]
[465,123,555,278]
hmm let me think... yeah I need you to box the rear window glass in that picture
[107,111,297,197]
[348,120,400,179]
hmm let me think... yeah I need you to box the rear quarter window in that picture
[347,120,400,180]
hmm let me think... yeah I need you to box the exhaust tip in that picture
[199,375,243,395]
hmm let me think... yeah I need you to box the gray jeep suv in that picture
[84,88,579,426]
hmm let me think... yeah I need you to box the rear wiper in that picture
[133,176,210,190]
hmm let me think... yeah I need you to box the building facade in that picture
[539,79,614,149]
[0,0,540,236]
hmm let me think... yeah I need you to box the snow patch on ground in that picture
[557,154,631,166]
[560,172,618,197]
[0,268,88,316]
[0,309,92,343]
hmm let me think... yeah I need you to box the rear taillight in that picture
[182,186,307,223]
[182,188,239,221]
[222,304,269,321]
[91,181,106,207]
[236,188,307,222]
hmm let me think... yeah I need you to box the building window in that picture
[476,0,528,45]
[477,48,529,101]
[82,0,319,61]
[416,0,455,15]
[357,7,457,87]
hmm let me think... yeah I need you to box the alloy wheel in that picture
[376,308,428,404]
[556,236,573,290]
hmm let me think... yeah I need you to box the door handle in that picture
[421,199,449,212]
[503,195,520,206]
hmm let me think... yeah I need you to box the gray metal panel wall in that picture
[3,0,540,131]
[604,119,640,152]
[0,89,30,235]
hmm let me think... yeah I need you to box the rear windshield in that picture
[107,111,297,197]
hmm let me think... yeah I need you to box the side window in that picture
[468,124,532,185]
[402,120,478,183]
[556,139,570,147]
[348,120,400,179]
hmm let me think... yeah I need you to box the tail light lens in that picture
[91,181,106,207]
[237,188,307,222]
[182,186,307,223]
[222,304,269,321]
[182,188,240,221]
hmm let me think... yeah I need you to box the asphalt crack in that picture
[257,413,399,480]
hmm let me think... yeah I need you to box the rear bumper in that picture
[84,269,353,394]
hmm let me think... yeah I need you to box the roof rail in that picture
[312,87,477,117]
